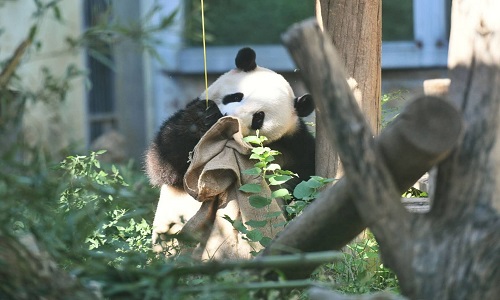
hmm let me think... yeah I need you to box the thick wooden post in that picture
[315,0,382,179]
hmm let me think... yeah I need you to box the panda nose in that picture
[251,111,265,130]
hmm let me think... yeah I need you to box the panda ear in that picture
[294,94,315,117]
[235,47,257,72]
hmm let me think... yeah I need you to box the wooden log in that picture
[269,1,500,297]
[262,96,460,278]
[261,20,462,282]
[423,78,450,98]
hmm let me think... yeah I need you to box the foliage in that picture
[402,186,428,198]
[287,176,335,218]
[314,231,400,295]
[236,134,399,296]
[381,90,409,128]
[58,151,155,258]
[223,131,294,255]
[68,0,177,67]
[1,1,404,298]
[0,1,172,298]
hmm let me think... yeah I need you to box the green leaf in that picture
[232,219,248,233]
[273,221,287,228]
[252,147,267,155]
[246,229,263,242]
[249,195,272,208]
[245,220,268,228]
[254,161,266,168]
[52,5,61,21]
[250,153,262,160]
[264,155,275,163]
[159,9,177,29]
[222,214,234,224]
[305,177,323,189]
[259,236,272,247]
[243,136,262,145]
[293,181,315,199]
[28,25,38,40]
[268,150,280,156]
[268,175,292,185]
[279,170,297,176]
[266,163,281,171]
[265,211,283,218]
[239,183,262,193]
[271,188,290,198]
[243,167,261,175]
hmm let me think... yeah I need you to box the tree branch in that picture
[261,20,462,281]
[281,21,411,274]
[432,0,500,219]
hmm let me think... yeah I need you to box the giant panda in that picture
[145,47,315,248]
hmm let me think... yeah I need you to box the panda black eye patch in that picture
[222,93,244,104]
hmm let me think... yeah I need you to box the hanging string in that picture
[200,0,209,106]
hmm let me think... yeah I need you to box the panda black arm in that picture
[145,99,222,188]
[270,120,316,188]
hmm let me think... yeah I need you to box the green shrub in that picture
[313,231,400,295]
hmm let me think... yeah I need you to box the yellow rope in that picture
[200,0,209,106]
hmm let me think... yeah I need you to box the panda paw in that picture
[185,100,223,136]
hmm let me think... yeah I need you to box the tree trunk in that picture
[0,233,98,299]
[264,0,500,298]
[263,20,462,280]
[315,0,381,179]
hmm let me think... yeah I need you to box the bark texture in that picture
[264,1,500,296]
[264,18,461,280]
[0,233,98,299]
[315,0,381,179]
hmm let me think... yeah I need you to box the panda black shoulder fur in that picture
[146,47,315,192]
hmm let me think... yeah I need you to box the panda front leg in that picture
[146,99,222,252]
[152,185,202,254]
[146,99,223,188]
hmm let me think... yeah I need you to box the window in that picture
[162,0,450,72]
[383,0,414,41]
[382,0,450,68]
[184,0,314,46]
[84,0,117,142]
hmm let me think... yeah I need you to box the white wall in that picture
[0,1,86,155]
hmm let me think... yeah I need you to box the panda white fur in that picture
[145,47,315,246]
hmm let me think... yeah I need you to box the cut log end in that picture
[388,96,462,156]
[281,18,320,45]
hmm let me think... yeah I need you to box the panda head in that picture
[200,47,314,143]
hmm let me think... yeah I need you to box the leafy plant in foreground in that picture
[224,131,335,256]
[314,231,399,295]
[223,131,292,255]
[287,176,336,218]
